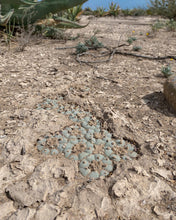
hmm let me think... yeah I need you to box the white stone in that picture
[0,201,16,219]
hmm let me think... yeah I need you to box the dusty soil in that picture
[0,16,176,220]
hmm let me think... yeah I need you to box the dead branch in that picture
[55,43,176,66]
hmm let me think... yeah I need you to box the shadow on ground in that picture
[142,91,175,116]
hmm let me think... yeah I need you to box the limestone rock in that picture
[112,178,129,198]
[34,203,58,220]
[0,201,16,219]
[5,158,77,207]
[8,208,36,220]
[6,182,41,207]
[0,165,25,194]
[72,180,117,219]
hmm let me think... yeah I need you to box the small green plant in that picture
[107,2,120,17]
[127,36,137,44]
[75,36,104,54]
[41,26,67,39]
[61,4,83,21]
[151,20,165,32]
[85,36,104,49]
[76,42,88,54]
[132,46,142,51]
[94,7,107,17]
[162,65,174,77]
[83,7,94,15]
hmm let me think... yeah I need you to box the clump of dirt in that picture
[0,16,175,219]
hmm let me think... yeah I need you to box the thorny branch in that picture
[55,43,176,66]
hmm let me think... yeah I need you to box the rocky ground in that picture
[0,16,176,220]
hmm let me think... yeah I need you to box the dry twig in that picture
[55,42,176,65]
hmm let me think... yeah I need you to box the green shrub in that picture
[76,42,88,54]
[38,26,66,39]
[150,18,176,33]
[121,8,147,16]
[121,9,131,16]
[85,36,104,49]
[82,7,94,15]
[75,36,104,54]
[93,7,107,17]
[130,8,147,16]
[151,20,165,32]
[107,2,120,16]
[166,18,176,31]
[148,0,176,20]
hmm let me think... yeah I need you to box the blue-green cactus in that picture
[51,149,59,155]
[100,170,109,177]
[89,171,100,180]
[79,159,90,168]
[79,167,91,176]
[36,96,138,179]
[104,164,113,172]
[37,145,44,151]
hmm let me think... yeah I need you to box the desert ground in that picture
[0,15,176,219]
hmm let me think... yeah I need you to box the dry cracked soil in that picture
[0,16,176,220]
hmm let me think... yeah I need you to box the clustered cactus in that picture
[36,97,138,179]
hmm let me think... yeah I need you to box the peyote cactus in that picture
[36,96,138,180]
